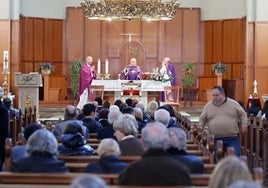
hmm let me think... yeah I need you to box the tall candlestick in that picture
[105,59,109,74]
[97,59,101,74]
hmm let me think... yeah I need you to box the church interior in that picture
[0,0,268,187]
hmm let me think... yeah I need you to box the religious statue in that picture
[253,80,258,97]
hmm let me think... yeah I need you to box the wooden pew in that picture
[0,172,211,187]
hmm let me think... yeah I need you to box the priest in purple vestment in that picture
[122,58,142,80]
[160,57,177,101]
[78,56,96,103]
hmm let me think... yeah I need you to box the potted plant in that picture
[70,59,83,99]
[212,62,227,75]
[39,62,55,75]
[182,62,195,89]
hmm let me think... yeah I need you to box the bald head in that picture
[64,105,77,120]
[86,56,93,65]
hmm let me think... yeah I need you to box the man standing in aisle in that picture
[77,56,96,109]
[198,85,248,157]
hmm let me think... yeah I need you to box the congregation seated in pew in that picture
[167,127,204,174]
[70,174,108,188]
[119,121,193,186]
[58,122,94,156]
[53,105,89,141]
[81,103,102,133]
[11,123,43,164]
[84,138,128,174]
[113,114,144,156]
[12,129,69,172]
[209,156,256,188]
[97,110,122,140]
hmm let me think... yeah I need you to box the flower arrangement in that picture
[150,68,172,82]
[182,62,195,88]
[39,62,55,72]
[212,62,227,74]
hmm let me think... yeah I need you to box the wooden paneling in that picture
[66,7,84,60]
[44,19,53,61]
[198,76,217,101]
[22,18,34,61]
[255,23,268,66]
[142,22,158,58]
[182,9,200,62]
[33,19,44,62]
[212,21,223,61]
[50,76,67,100]
[166,10,182,62]
[106,21,123,58]
[53,20,63,62]
[223,20,244,62]
[0,20,11,94]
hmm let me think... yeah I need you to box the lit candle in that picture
[97,59,101,74]
[105,59,109,74]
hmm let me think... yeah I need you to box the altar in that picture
[91,80,170,104]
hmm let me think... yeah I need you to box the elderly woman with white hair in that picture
[84,138,128,173]
[12,129,69,172]
[113,114,144,156]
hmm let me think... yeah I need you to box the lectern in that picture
[14,72,42,116]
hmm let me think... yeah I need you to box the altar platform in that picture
[91,79,170,104]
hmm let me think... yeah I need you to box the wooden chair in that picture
[88,85,104,101]
[163,85,181,109]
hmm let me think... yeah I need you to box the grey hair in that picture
[168,127,187,150]
[109,105,120,112]
[135,102,145,111]
[145,100,158,117]
[113,114,138,136]
[108,110,122,124]
[154,109,170,126]
[97,138,121,157]
[141,121,169,150]
[26,129,58,157]
[133,107,143,121]
[70,174,107,188]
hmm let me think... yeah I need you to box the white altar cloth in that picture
[91,80,170,104]
[91,80,170,91]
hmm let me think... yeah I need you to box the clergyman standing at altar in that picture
[160,57,177,101]
[122,58,142,80]
[77,56,97,110]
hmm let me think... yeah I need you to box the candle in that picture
[105,59,109,74]
[97,59,101,74]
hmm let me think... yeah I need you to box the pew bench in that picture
[0,172,211,186]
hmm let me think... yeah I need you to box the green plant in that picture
[39,62,55,71]
[212,62,227,74]
[182,62,195,88]
[70,59,83,98]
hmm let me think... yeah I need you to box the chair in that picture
[88,85,104,101]
[163,85,181,109]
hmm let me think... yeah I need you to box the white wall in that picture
[202,0,246,20]
[0,0,10,19]
[256,0,268,21]
[21,0,66,19]
[0,0,268,21]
